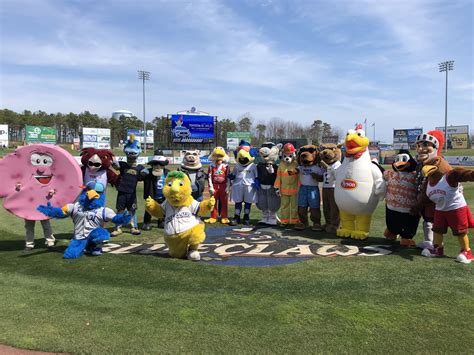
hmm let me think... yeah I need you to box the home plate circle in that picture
[102,226,394,267]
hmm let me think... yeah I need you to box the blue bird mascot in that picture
[37,181,131,259]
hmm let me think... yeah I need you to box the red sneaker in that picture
[456,249,473,264]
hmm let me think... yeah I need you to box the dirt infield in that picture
[0,345,65,354]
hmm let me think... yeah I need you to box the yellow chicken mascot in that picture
[334,124,386,240]
[145,171,215,261]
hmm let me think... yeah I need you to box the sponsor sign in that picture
[25,125,57,144]
[200,155,211,165]
[393,128,423,149]
[435,125,470,149]
[435,125,469,135]
[83,127,111,149]
[341,179,357,189]
[450,133,469,149]
[0,124,8,147]
[127,129,153,150]
[171,114,215,143]
[227,132,252,150]
[101,226,394,267]
[322,135,339,144]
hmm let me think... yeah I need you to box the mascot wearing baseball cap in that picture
[38,182,131,259]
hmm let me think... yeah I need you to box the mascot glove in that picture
[287,170,297,176]
[252,179,261,190]
[209,187,215,196]
[374,178,386,198]
[228,173,236,181]
[207,196,216,210]
[111,160,120,169]
[319,160,329,169]
[37,202,66,219]
[145,196,157,211]
[112,211,132,225]
[140,168,150,176]
[274,188,280,196]
[266,165,274,174]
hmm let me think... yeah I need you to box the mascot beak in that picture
[422,164,438,177]
[86,189,100,200]
[394,161,408,171]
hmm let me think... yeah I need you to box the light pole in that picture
[438,60,454,152]
[138,70,150,154]
[371,122,375,143]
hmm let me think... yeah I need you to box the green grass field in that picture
[1,178,474,353]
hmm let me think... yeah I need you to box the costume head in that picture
[415,130,445,164]
[148,155,169,176]
[181,150,202,170]
[124,134,142,162]
[79,181,106,210]
[0,144,82,220]
[163,171,192,207]
[392,150,417,172]
[209,146,229,164]
[234,140,258,166]
[344,124,369,158]
[319,143,342,165]
[297,145,318,166]
[259,142,282,164]
[80,147,115,172]
[281,143,297,164]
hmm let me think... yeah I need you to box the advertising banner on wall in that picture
[171,114,215,143]
[321,135,339,144]
[435,125,470,149]
[0,124,8,147]
[450,133,469,149]
[393,128,423,149]
[82,127,111,149]
[227,131,252,150]
[126,129,153,150]
[25,126,57,144]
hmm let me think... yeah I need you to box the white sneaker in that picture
[187,250,201,261]
[417,240,433,249]
[267,213,278,226]
[258,211,269,224]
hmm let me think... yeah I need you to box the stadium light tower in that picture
[138,70,150,153]
[438,60,454,152]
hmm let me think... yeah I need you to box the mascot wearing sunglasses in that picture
[80,147,120,192]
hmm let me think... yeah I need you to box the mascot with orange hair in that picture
[412,130,445,249]
[415,131,474,263]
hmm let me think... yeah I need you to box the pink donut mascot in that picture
[0,144,82,251]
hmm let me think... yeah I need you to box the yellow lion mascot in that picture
[145,171,215,261]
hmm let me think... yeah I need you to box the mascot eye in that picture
[168,182,172,186]
[357,132,361,136]
[179,182,184,186]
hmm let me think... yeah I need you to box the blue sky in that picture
[1,0,472,142]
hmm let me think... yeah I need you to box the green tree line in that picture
[0,109,337,149]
